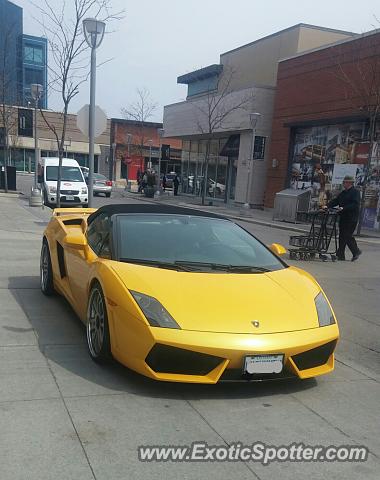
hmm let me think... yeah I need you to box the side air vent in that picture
[62,219,83,226]
[56,242,66,278]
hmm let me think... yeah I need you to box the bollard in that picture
[29,187,43,207]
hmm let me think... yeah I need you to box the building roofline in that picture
[220,23,357,57]
[177,64,223,84]
[22,34,48,43]
[110,118,163,128]
[164,84,276,110]
[279,27,379,64]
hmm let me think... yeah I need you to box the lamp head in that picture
[249,112,261,129]
[83,18,106,49]
[31,84,43,101]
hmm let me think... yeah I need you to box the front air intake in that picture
[292,341,337,371]
[146,344,223,375]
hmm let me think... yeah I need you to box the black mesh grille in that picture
[145,344,223,375]
[61,190,79,195]
[292,341,337,371]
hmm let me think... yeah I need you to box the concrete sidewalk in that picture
[0,194,379,480]
[120,190,380,246]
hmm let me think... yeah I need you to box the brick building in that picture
[265,30,380,229]
[109,119,182,184]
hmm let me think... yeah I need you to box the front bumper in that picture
[116,324,339,383]
[47,194,88,206]
[93,185,112,194]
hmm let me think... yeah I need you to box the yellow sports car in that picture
[40,204,339,383]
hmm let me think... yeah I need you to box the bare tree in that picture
[121,88,158,158]
[0,25,20,192]
[33,0,122,207]
[192,66,255,205]
[334,31,380,234]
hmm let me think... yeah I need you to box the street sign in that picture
[77,104,107,138]
[161,144,171,161]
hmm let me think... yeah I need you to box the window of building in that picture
[18,109,33,137]
[187,75,219,97]
[24,45,43,64]
[24,68,44,87]
[253,136,266,160]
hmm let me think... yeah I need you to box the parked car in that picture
[92,173,112,197]
[208,179,226,195]
[40,203,339,382]
[38,157,88,208]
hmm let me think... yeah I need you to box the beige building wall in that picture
[219,24,355,90]
[1,106,110,155]
[297,27,354,53]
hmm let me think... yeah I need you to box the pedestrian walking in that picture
[326,175,362,261]
[162,174,167,192]
[173,173,180,196]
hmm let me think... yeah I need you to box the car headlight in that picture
[130,291,180,329]
[48,186,57,193]
[81,187,88,194]
[315,292,335,327]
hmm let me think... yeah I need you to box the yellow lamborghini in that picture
[40,204,339,383]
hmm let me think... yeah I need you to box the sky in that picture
[15,0,380,121]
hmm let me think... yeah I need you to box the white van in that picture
[38,157,88,208]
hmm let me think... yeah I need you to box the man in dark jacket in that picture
[173,174,180,196]
[327,175,362,261]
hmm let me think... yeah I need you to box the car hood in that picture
[110,263,321,334]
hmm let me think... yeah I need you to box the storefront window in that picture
[290,122,380,229]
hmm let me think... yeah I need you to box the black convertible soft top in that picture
[87,203,227,225]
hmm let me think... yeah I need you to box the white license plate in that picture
[244,354,284,374]
[66,195,74,200]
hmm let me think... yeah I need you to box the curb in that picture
[120,191,380,246]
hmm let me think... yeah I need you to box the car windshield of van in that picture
[46,166,83,182]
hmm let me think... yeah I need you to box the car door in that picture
[65,213,111,321]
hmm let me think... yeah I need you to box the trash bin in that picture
[273,188,311,223]
[0,166,17,191]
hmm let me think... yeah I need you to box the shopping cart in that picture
[289,209,339,261]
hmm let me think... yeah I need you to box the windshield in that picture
[94,173,107,180]
[116,214,285,272]
[46,166,84,182]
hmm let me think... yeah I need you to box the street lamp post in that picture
[147,139,153,170]
[243,112,261,210]
[29,83,43,206]
[83,18,106,207]
[31,84,43,190]
[156,128,165,194]
[126,133,132,182]
[111,142,117,182]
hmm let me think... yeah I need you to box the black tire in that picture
[40,239,55,295]
[86,282,112,363]
[106,192,111,198]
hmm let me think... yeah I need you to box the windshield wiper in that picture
[226,265,270,273]
[119,258,193,271]
[174,261,270,273]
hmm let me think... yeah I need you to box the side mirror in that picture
[64,232,87,250]
[269,243,287,256]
